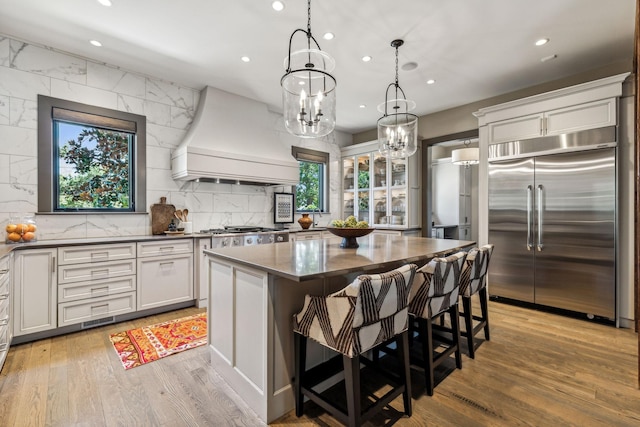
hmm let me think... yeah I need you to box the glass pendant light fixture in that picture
[377,39,418,158]
[451,140,479,167]
[281,0,336,138]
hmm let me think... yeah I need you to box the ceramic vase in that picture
[298,213,313,229]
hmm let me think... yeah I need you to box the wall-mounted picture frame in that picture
[274,192,295,223]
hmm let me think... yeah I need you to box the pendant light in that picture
[281,0,336,138]
[451,140,479,167]
[377,39,418,158]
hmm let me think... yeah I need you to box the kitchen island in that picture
[204,234,474,423]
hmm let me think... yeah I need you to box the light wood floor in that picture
[0,301,638,427]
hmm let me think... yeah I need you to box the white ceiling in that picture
[0,0,635,134]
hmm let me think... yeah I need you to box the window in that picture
[38,95,146,212]
[292,146,329,212]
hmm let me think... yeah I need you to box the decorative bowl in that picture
[326,227,375,248]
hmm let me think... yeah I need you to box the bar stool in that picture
[458,244,494,358]
[293,263,417,427]
[408,252,467,396]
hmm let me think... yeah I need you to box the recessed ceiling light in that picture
[362,55,372,62]
[535,38,549,46]
[426,79,436,85]
[359,104,366,109]
[323,32,334,40]
[540,54,557,62]
[272,1,285,11]
[241,56,251,62]
[97,0,112,6]
[90,40,102,47]
[401,62,418,71]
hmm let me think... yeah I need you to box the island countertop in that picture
[204,234,475,282]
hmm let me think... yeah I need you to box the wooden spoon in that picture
[183,208,189,221]
[175,209,183,222]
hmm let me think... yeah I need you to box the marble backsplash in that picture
[0,35,348,240]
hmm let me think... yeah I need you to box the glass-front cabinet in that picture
[341,140,420,230]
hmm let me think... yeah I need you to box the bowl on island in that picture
[326,227,375,248]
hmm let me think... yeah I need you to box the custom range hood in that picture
[171,86,299,186]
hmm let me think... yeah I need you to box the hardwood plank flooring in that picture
[0,302,638,426]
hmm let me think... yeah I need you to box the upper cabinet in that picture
[488,98,617,144]
[341,140,421,229]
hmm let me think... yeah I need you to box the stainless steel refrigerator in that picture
[488,127,616,320]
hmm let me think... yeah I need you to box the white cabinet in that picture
[137,240,194,310]
[195,237,211,308]
[13,248,57,336]
[341,140,421,229]
[488,98,616,144]
[57,243,137,327]
[432,159,471,239]
[0,254,11,372]
[291,231,325,241]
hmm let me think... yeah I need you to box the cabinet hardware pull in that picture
[160,247,174,251]
[537,184,544,251]
[0,269,8,274]
[91,303,109,310]
[52,256,56,273]
[91,269,109,276]
[0,344,7,351]
[159,262,174,266]
[91,252,109,258]
[526,185,533,251]
[0,293,9,299]
[91,286,109,293]
[0,318,8,326]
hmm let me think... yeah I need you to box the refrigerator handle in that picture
[537,185,544,251]
[527,185,533,250]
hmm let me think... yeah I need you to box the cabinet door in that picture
[544,98,616,136]
[342,157,355,218]
[195,238,210,308]
[137,253,193,310]
[356,154,370,222]
[13,248,57,336]
[488,113,543,144]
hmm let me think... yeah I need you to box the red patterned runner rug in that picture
[109,312,207,370]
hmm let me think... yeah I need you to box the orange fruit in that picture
[16,224,28,234]
[22,231,35,241]
[7,232,21,242]
[5,224,17,233]
[27,224,37,232]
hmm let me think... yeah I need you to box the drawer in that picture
[0,293,8,325]
[58,291,136,327]
[137,239,193,258]
[58,275,136,303]
[0,323,8,352]
[58,259,136,285]
[58,243,136,265]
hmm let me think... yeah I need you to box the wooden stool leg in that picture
[343,355,362,427]
[479,287,490,341]
[396,331,412,417]
[294,333,306,417]
[419,317,435,396]
[462,296,475,359]
[451,304,463,369]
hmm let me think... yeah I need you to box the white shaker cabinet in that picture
[137,240,194,311]
[487,98,616,144]
[13,248,57,336]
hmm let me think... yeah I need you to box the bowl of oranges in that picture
[5,214,37,244]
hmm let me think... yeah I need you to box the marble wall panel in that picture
[0,36,9,67]
[0,66,51,100]
[146,167,185,192]
[50,78,118,110]
[86,214,149,238]
[0,125,37,156]
[0,95,8,125]
[0,155,10,183]
[213,194,249,213]
[170,106,193,130]
[0,183,37,212]
[9,98,37,129]
[34,214,87,240]
[117,93,144,115]
[86,62,146,98]
[10,155,37,185]
[10,41,86,84]
[146,124,186,149]
[146,78,194,110]
[169,191,214,213]
[143,100,171,126]
[248,194,270,213]
[146,145,171,170]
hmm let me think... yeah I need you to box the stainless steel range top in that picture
[203,226,289,247]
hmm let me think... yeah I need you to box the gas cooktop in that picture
[201,226,281,235]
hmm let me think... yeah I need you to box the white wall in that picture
[0,35,350,238]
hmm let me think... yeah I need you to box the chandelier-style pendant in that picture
[377,39,418,158]
[281,0,336,138]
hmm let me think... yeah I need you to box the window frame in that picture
[37,95,147,213]
[291,146,330,213]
